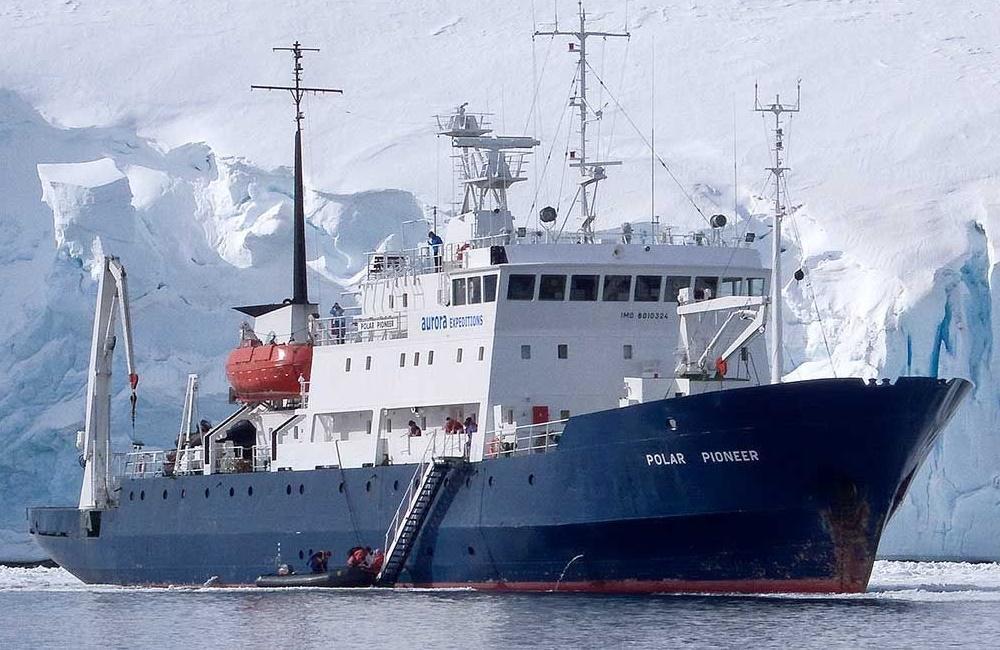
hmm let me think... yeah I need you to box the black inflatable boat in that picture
[255,566,377,588]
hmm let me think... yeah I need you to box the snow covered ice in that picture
[2,0,1000,561]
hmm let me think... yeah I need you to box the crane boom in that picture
[79,256,138,510]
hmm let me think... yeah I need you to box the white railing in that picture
[483,418,567,459]
[123,449,170,479]
[121,444,268,479]
[312,315,408,347]
[212,445,269,474]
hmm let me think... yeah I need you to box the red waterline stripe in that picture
[397,578,865,594]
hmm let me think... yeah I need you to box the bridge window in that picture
[634,275,662,302]
[484,274,498,302]
[468,276,482,304]
[557,344,568,359]
[721,277,742,297]
[570,275,599,301]
[507,274,536,300]
[663,276,690,303]
[521,345,531,360]
[623,344,633,359]
[694,276,719,300]
[602,275,632,301]
[748,277,766,296]
[452,278,467,306]
[538,274,567,301]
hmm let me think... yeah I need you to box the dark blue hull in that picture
[28,377,970,593]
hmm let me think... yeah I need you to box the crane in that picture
[78,256,138,510]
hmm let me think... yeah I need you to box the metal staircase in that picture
[376,434,462,586]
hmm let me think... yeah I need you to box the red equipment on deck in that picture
[225,341,313,402]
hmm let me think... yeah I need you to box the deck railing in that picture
[483,418,567,459]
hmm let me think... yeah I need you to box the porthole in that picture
[667,418,678,431]
[467,546,476,556]
[162,489,168,500]
[299,550,304,560]
[393,480,399,491]
[129,491,134,501]
[139,490,145,501]
[286,484,292,495]
[488,476,494,487]
[181,489,186,499]
[248,486,253,497]
[229,487,235,497]
[366,481,371,492]
[299,484,305,495]
[528,474,535,486]
[204,488,210,498]
[339,482,345,493]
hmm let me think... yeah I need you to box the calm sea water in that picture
[2,561,998,649]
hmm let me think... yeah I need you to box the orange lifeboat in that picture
[225,340,313,402]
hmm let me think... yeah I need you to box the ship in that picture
[27,8,970,593]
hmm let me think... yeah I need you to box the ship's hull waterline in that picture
[29,377,970,593]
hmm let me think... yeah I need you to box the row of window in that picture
[343,347,487,372]
[521,343,635,360]
[505,274,766,303]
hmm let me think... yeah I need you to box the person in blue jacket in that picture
[428,231,443,271]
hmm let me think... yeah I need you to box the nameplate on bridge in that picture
[358,317,398,332]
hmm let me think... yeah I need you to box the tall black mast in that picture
[252,42,342,305]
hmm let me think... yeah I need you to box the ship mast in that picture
[754,82,800,385]
[252,42,342,304]
[535,1,628,239]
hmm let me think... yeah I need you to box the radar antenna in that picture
[251,42,342,305]
[535,1,629,240]
[754,81,801,385]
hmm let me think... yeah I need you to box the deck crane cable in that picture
[584,60,712,228]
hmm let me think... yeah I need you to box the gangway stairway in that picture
[377,438,463,586]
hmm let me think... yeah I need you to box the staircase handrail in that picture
[380,430,442,578]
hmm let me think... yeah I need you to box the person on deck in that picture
[329,302,346,344]
[407,420,422,437]
[445,417,464,434]
[308,550,331,574]
[427,231,444,271]
[463,417,477,434]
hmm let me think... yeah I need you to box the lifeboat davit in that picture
[225,340,313,402]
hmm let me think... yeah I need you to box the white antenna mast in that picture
[535,1,629,239]
[754,81,801,385]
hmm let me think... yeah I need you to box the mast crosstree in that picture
[535,1,629,239]
[754,82,801,385]
[252,42,342,305]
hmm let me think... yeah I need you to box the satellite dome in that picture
[539,206,558,224]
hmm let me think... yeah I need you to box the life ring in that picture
[714,357,728,377]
